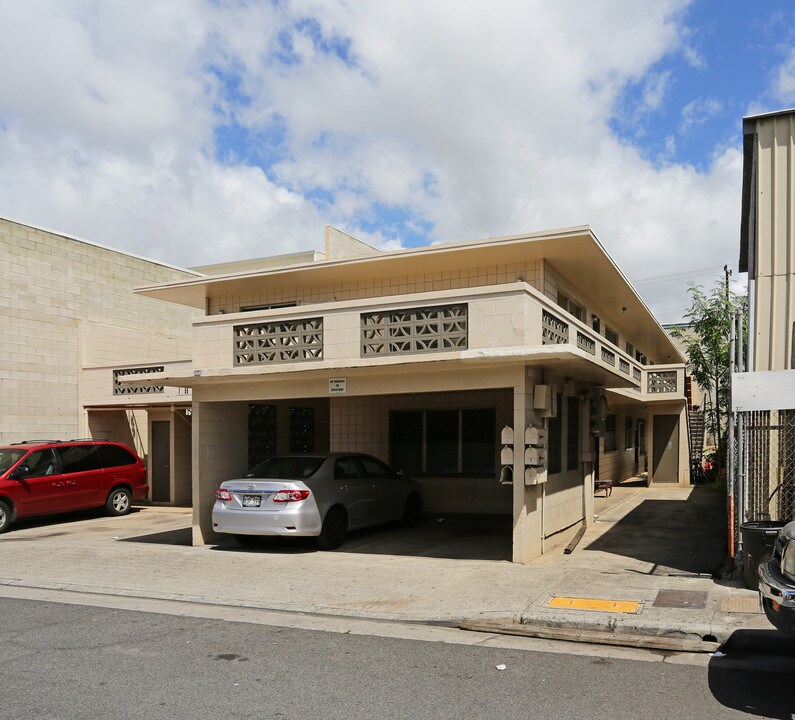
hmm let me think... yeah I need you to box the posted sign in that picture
[329,378,347,395]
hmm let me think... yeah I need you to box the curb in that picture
[460,620,721,653]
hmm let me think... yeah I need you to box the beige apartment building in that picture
[126,225,688,563]
[3,217,688,562]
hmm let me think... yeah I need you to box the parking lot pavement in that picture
[0,496,775,647]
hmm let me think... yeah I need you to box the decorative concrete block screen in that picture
[361,304,468,356]
[113,366,165,395]
[576,331,595,355]
[541,310,569,345]
[647,370,678,393]
[234,318,323,365]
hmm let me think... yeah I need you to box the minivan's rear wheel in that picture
[317,507,347,550]
[0,500,10,533]
[106,488,132,516]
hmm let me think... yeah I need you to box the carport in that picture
[189,363,518,557]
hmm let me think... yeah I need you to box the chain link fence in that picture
[735,409,795,526]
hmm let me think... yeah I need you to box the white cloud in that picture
[0,0,746,320]
[679,97,724,133]
[774,48,795,103]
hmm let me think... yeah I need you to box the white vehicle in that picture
[212,452,422,550]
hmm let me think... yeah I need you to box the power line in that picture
[632,267,728,286]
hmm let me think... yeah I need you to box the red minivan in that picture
[0,440,149,533]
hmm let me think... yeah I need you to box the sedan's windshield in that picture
[246,456,324,479]
[0,449,26,474]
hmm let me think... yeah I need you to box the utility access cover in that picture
[653,590,707,609]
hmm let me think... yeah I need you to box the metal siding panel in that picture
[756,121,774,278]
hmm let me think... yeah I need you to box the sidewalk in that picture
[0,487,773,652]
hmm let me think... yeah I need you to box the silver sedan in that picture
[212,452,422,549]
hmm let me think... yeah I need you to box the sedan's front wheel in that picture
[317,507,347,550]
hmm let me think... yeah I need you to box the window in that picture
[625,417,634,449]
[240,301,298,312]
[99,444,137,469]
[604,415,617,452]
[389,408,496,475]
[547,394,563,474]
[55,445,103,474]
[21,449,57,478]
[635,350,648,365]
[625,341,634,357]
[426,410,459,473]
[592,315,600,333]
[359,456,396,479]
[566,397,580,471]
[334,457,364,480]
[462,408,499,473]
[638,419,647,454]
[557,292,584,322]
[289,406,315,453]
[390,410,424,474]
[605,326,619,346]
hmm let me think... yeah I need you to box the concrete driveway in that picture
[0,486,773,642]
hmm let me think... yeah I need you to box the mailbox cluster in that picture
[499,423,547,486]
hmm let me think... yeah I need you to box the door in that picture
[11,449,68,516]
[151,421,171,503]
[358,455,404,522]
[54,444,105,509]
[334,456,375,528]
[652,415,680,484]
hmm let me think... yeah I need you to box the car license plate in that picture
[242,495,261,507]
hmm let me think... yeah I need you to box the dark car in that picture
[212,452,422,549]
[758,520,795,635]
[0,439,149,533]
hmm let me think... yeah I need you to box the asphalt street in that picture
[2,597,794,720]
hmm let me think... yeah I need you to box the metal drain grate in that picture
[653,590,707,609]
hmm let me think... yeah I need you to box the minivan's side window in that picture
[22,449,57,478]
[98,444,136,469]
[55,445,103,474]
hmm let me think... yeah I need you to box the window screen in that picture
[390,411,424,474]
[604,415,617,452]
[547,394,563,474]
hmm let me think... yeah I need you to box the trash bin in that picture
[740,520,786,590]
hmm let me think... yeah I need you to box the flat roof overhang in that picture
[135,226,683,364]
[120,347,641,395]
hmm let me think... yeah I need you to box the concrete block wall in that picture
[192,401,248,544]
[0,217,199,444]
[207,261,543,314]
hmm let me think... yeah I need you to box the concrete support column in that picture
[512,366,543,563]
[582,396,595,526]
[191,400,248,546]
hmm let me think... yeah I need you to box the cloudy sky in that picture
[1,1,794,322]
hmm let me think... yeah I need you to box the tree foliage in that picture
[670,280,746,477]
